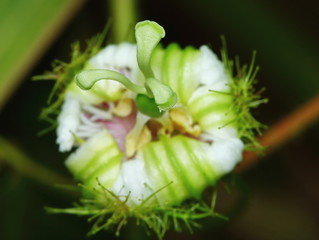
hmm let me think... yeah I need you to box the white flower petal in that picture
[111,156,155,206]
[56,94,81,152]
[204,137,244,175]
[197,45,229,89]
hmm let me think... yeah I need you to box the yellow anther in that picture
[112,98,133,117]
[136,125,152,151]
[125,108,200,158]
[147,119,173,138]
[169,107,201,137]
[126,125,152,158]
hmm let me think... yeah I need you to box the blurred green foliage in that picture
[0,0,86,110]
[0,0,319,239]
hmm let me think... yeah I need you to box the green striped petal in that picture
[188,87,236,131]
[65,129,122,189]
[142,135,217,206]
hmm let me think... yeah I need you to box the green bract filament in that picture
[42,19,266,239]
[75,20,176,117]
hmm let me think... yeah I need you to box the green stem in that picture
[0,136,72,186]
[109,0,138,43]
[237,94,319,172]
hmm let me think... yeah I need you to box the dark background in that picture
[1,0,319,239]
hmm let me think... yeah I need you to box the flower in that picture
[45,20,265,237]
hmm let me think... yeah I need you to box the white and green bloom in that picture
[44,20,265,237]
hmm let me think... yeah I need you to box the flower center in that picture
[77,95,201,159]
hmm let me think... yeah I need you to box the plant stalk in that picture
[0,136,72,186]
[109,0,138,43]
[236,94,319,172]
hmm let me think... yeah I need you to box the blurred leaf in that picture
[0,0,86,111]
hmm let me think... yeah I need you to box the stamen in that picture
[135,125,152,153]
[82,104,112,120]
[77,125,102,132]
[75,130,100,138]
[169,107,201,137]
[125,113,150,157]
[79,113,102,128]
[112,98,133,117]
[147,119,174,139]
